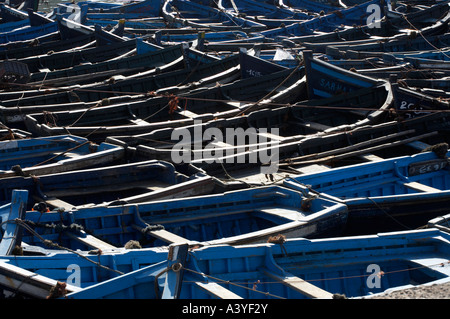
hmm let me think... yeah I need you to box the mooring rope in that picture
[2,219,124,276]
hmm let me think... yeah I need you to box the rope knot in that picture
[11,165,29,177]
[168,95,179,114]
[32,202,49,213]
[43,239,54,247]
[47,281,68,299]
[124,240,142,249]
[267,234,286,245]
[421,142,448,159]
[88,249,103,255]
[43,111,57,126]
[142,224,165,234]
[301,194,318,211]
[267,234,288,256]
[68,223,84,234]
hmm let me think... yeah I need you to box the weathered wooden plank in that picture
[132,225,191,244]
[178,109,199,119]
[403,181,441,193]
[261,268,333,299]
[258,207,301,220]
[359,153,384,162]
[44,198,75,211]
[129,118,154,126]
[195,281,243,299]
[148,229,190,244]
[117,176,215,204]
[298,120,332,131]
[65,230,116,250]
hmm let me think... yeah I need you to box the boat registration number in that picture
[408,159,448,176]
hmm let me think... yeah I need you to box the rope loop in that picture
[172,262,183,272]
[142,224,165,234]
[168,95,179,114]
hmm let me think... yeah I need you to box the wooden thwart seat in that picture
[66,230,116,250]
[132,224,191,244]
[403,181,441,193]
[261,268,333,299]
[148,229,190,244]
[195,281,243,299]
[44,197,74,211]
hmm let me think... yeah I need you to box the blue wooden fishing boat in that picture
[85,11,163,20]
[0,16,30,33]
[0,128,32,140]
[0,184,347,256]
[25,37,163,83]
[1,0,450,300]
[107,57,394,177]
[0,160,217,210]
[1,207,448,298]
[162,0,267,31]
[0,2,77,40]
[428,212,450,232]
[288,22,395,49]
[27,8,54,25]
[15,37,137,73]
[283,0,345,13]
[55,9,93,40]
[326,32,450,59]
[0,8,53,34]
[322,56,405,71]
[216,0,311,27]
[295,0,450,52]
[286,0,450,48]
[341,63,413,80]
[155,29,251,45]
[284,148,450,234]
[114,83,393,180]
[217,0,306,18]
[86,0,163,15]
[391,81,450,120]
[0,42,187,103]
[0,0,38,22]
[0,29,95,60]
[56,8,123,39]
[21,62,305,142]
[400,78,450,94]
[0,20,58,44]
[401,56,450,70]
[0,228,171,298]
[0,135,124,178]
[384,48,450,64]
[385,0,450,30]
[252,0,383,39]
[0,60,30,89]
[302,50,388,100]
[85,16,166,30]
[74,0,121,11]
[66,228,450,299]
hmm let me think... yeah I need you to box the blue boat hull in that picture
[0,135,124,178]
[0,185,347,253]
[64,229,450,299]
[285,150,450,234]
